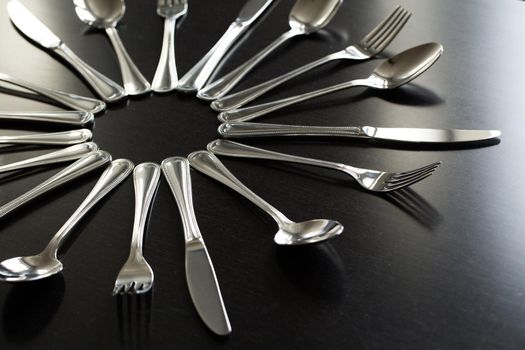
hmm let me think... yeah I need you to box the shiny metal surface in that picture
[112,163,160,295]
[162,157,231,336]
[0,129,92,145]
[176,0,274,92]
[0,159,133,282]
[219,42,443,122]
[151,0,188,93]
[0,150,111,219]
[211,6,411,111]
[207,140,440,192]
[7,0,127,103]
[73,0,151,95]
[0,111,94,126]
[196,0,342,100]
[188,151,343,245]
[218,122,502,143]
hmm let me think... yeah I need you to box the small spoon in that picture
[73,0,151,95]
[218,42,444,122]
[187,151,343,245]
[0,159,134,282]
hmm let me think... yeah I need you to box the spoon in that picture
[187,151,343,245]
[0,159,134,282]
[218,42,444,123]
[197,0,343,100]
[73,0,151,95]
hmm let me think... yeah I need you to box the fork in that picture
[112,163,161,295]
[207,139,440,192]
[210,6,411,111]
[151,0,188,92]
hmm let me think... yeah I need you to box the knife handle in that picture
[161,157,202,241]
[53,43,127,103]
[0,111,94,126]
[0,129,93,145]
[218,122,365,139]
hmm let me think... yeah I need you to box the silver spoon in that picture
[0,159,134,282]
[197,0,343,100]
[218,42,444,123]
[73,0,151,95]
[187,151,343,245]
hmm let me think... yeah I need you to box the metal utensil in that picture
[0,129,92,146]
[176,0,274,93]
[0,73,106,113]
[6,0,126,102]
[0,150,111,219]
[73,0,151,95]
[112,163,160,295]
[207,140,440,192]
[218,122,502,143]
[188,151,343,245]
[0,142,98,174]
[0,111,94,126]
[0,159,134,282]
[151,0,188,93]
[218,42,444,122]
[162,157,231,336]
[211,6,411,111]
[197,0,343,100]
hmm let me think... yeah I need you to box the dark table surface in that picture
[0,0,524,349]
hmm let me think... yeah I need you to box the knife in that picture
[0,129,92,146]
[161,157,231,336]
[6,0,126,103]
[176,0,274,93]
[218,122,502,143]
[0,111,94,126]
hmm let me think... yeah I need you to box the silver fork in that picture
[151,0,188,92]
[207,140,440,192]
[211,6,411,111]
[112,163,161,295]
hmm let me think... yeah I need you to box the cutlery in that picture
[0,142,98,174]
[73,0,151,95]
[218,122,502,143]
[162,157,231,336]
[0,129,92,146]
[0,159,134,282]
[211,6,411,111]
[151,0,188,93]
[176,0,274,93]
[218,42,443,122]
[0,150,111,219]
[7,0,126,102]
[0,73,106,113]
[197,0,343,100]
[112,163,160,295]
[207,140,440,192]
[0,111,94,126]
[188,151,343,245]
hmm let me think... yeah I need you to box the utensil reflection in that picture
[116,293,152,350]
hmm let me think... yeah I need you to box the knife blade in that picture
[218,122,502,143]
[161,157,231,336]
[236,0,274,25]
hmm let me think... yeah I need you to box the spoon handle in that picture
[187,151,289,224]
[45,159,134,254]
[0,111,93,126]
[105,28,151,95]
[218,122,364,138]
[0,142,98,174]
[0,129,92,145]
[0,150,111,219]
[152,16,178,93]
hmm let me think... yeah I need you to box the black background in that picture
[1,0,524,349]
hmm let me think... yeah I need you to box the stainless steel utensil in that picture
[207,140,440,192]
[211,6,411,111]
[176,0,274,93]
[188,151,343,245]
[218,42,443,122]
[0,111,94,126]
[7,0,126,102]
[0,129,92,146]
[0,159,134,282]
[112,163,160,295]
[197,0,343,100]
[162,157,231,336]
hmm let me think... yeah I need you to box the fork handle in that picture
[152,16,178,92]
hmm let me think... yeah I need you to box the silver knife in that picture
[6,0,126,103]
[218,122,502,143]
[176,0,274,93]
[161,157,231,336]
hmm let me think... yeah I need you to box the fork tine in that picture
[389,162,441,182]
[385,170,436,191]
[361,6,403,44]
[112,284,123,295]
[366,8,409,49]
[386,167,438,188]
[371,10,412,51]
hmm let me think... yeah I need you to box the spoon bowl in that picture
[73,0,124,29]
[275,219,343,245]
[289,0,342,33]
[0,254,62,282]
